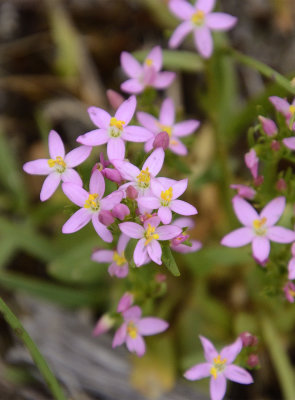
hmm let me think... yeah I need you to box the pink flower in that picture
[77,96,152,161]
[184,336,253,400]
[137,179,197,224]
[117,292,134,313]
[221,197,295,264]
[269,95,295,130]
[92,234,129,278]
[62,170,123,242]
[112,305,169,357]
[258,116,277,137]
[119,216,181,266]
[168,0,237,58]
[288,242,295,280]
[230,185,256,200]
[23,130,91,201]
[244,149,259,179]
[120,46,176,94]
[137,97,200,156]
[171,217,202,253]
[283,281,295,303]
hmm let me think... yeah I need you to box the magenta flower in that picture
[23,130,91,201]
[221,196,295,264]
[171,217,202,253]
[168,0,237,58]
[137,97,200,156]
[77,96,152,161]
[137,179,197,224]
[230,185,256,200]
[284,281,295,303]
[112,305,169,357]
[62,170,123,242]
[120,46,176,94]
[92,234,129,278]
[244,149,258,180]
[288,242,295,280]
[119,216,181,266]
[269,95,295,130]
[258,116,277,137]
[184,336,253,400]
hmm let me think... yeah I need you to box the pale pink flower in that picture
[23,130,91,201]
[171,217,202,253]
[62,170,123,242]
[92,234,129,278]
[230,185,256,200]
[184,336,253,400]
[284,281,295,303]
[119,216,181,266]
[258,116,277,137]
[112,305,169,357]
[137,97,200,156]
[120,46,176,94]
[77,96,152,161]
[221,196,295,264]
[244,149,259,179]
[168,0,237,58]
[288,242,295,280]
[269,95,295,131]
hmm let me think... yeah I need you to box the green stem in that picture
[261,315,295,400]
[229,49,295,95]
[0,297,67,400]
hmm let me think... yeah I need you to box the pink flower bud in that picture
[98,210,115,226]
[139,212,157,223]
[92,314,115,337]
[276,178,287,192]
[153,131,170,150]
[126,185,138,199]
[240,332,257,347]
[155,273,166,283]
[91,162,104,175]
[102,168,122,184]
[271,140,280,151]
[117,292,134,313]
[247,354,259,368]
[230,185,256,200]
[106,89,124,110]
[245,149,259,179]
[112,203,130,220]
[254,175,264,186]
[284,281,295,303]
[171,233,189,247]
[258,116,277,137]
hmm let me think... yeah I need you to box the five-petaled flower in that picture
[184,336,253,400]
[23,130,91,201]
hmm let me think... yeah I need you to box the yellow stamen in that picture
[213,355,227,365]
[127,323,138,339]
[110,117,125,130]
[253,217,267,230]
[289,105,295,115]
[137,167,151,188]
[158,123,172,137]
[160,187,173,206]
[84,193,99,210]
[210,355,227,379]
[145,58,153,67]
[191,10,205,25]
[210,367,217,380]
[144,223,159,246]
[48,156,66,169]
[113,251,126,266]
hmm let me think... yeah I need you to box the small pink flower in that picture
[77,96,152,161]
[120,46,176,94]
[92,314,115,337]
[23,130,91,201]
[112,305,169,357]
[184,336,253,400]
[244,149,259,179]
[117,292,134,313]
[284,281,295,303]
[269,95,295,130]
[230,185,256,200]
[258,116,277,137]
[168,0,237,58]
[62,170,123,242]
[171,217,202,253]
[92,234,129,278]
[288,242,295,280]
[221,196,295,264]
[119,216,181,266]
[137,97,200,156]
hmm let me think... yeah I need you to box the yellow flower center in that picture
[144,223,159,246]
[210,355,227,380]
[191,10,205,26]
[289,105,295,115]
[145,58,153,67]
[84,193,100,211]
[160,187,173,206]
[253,217,267,236]
[158,123,172,137]
[127,322,138,339]
[48,156,66,173]
[113,251,126,266]
[137,167,151,189]
[109,117,125,137]
[288,288,295,297]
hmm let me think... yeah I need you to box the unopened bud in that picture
[102,168,122,184]
[155,273,167,283]
[98,210,115,226]
[254,175,264,187]
[106,89,124,110]
[117,292,134,313]
[240,332,258,347]
[258,116,277,137]
[276,178,287,192]
[92,314,114,337]
[112,203,130,220]
[271,140,280,152]
[247,354,259,368]
[153,131,170,150]
[126,185,138,199]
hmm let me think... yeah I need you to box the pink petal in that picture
[172,179,188,199]
[196,0,216,13]
[144,138,155,152]
[267,226,295,243]
[143,216,161,229]
[206,13,237,30]
[151,179,165,197]
[199,335,218,363]
[221,227,254,247]
[137,318,169,335]
[156,225,181,240]
[65,146,92,167]
[48,130,65,159]
[62,182,89,207]
[117,293,134,313]
[170,200,198,216]
[120,79,144,94]
[158,206,172,224]
[120,51,142,78]
[146,46,162,71]
[172,239,202,253]
[109,263,128,278]
[288,258,295,280]
[153,72,176,89]
[220,337,242,364]
[112,160,140,181]
[40,173,61,201]
[61,168,82,186]
[76,129,109,146]
[160,98,175,126]
[194,26,213,59]
[90,170,105,197]
[260,197,285,227]
[172,217,194,229]
[92,215,113,243]
[252,236,270,263]
[184,363,211,381]
[169,0,194,20]
[136,111,159,133]
[283,137,295,150]
[169,137,188,155]
[134,238,148,266]
[119,222,144,239]
[224,365,253,384]
[123,305,142,321]
[173,120,200,137]
[269,96,290,115]
[123,126,153,142]
[101,190,124,210]
[88,106,111,129]
[112,323,127,347]
[147,239,162,265]
[117,233,130,253]
[232,196,259,227]
[91,250,114,263]
[62,208,92,234]
[115,95,136,125]
[137,196,160,210]
[107,138,125,161]
[126,334,146,357]
[210,374,227,400]
[23,159,51,175]
[169,21,193,48]
[142,148,165,177]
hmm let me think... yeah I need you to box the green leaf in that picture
[161,244,180,276]
[125,238,138,269]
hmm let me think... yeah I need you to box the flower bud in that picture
[92,314,115,337]
[153,131,170,150]
[247,354,259,368]
[276,178,287,192]
[102,168,122,184]
[112,203,130,220]
[126,185,138,199]
[155,273,167,283]
[284,281,295,303]
[258,116,277,137]
[230,185,256,200]
[117,292,134,313]
[254,175,264,186]
[240,331,258,347]
[271,140,280,152]
[106,89,124,109]
[245,149,259,179]
[98,210,115,226]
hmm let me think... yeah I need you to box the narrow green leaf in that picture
[161,244,180,277]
